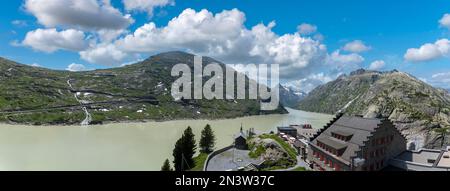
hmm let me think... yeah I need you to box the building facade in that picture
[307,114,407,171]
[277,126,298,137]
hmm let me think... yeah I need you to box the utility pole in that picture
[181,153,184,171]
[181,153,191,171]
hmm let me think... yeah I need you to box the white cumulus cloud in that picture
[342,40,371,53]
[22,28,87,53]
[115,8,328,79]
[12,20,28,27]
[424,72,450,89]
[66,63,87,71]
[404,39,450,62]
[30,63,41,67]
[439,13,450,30]
[330,50,365,66]
[117,8,246,53]
[284,73,334,93]
[24,0,134,30]
[123,0,174,16]
[369,60,385,70]
[297,23,317,35]
[80,43,127,66]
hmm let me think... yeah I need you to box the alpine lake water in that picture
[0,108,332,171]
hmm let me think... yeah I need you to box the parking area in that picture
[205,148,264,171]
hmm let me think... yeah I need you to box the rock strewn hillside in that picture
[0,51,286,125]
[298,69,450,149]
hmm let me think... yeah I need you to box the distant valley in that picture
[278,84,306,108]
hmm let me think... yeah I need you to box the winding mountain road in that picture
[67,79,92,126]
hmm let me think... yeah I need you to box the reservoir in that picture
[0,108,332,171]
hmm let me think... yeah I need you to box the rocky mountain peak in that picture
[349,68,368,76]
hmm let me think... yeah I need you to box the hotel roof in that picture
[312,115,383,163]
[317,137,347,150]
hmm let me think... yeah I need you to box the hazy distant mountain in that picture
[298,69,450,149]
[0,51,286,125]
[278,84,306,108]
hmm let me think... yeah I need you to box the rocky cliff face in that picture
[298,69,450,149]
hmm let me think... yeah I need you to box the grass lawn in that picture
[190,153,209,171]
[291,167,307,171]
[249,145,266,158]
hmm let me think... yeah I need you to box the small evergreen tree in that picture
[172,138,184,171]
[182,126,197,169]
[161,159,173,171]
[172,126,197,171]
[200,124,216,153]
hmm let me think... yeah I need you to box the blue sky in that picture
[1,0,450,91]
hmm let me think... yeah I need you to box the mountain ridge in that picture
[0,52,287,125]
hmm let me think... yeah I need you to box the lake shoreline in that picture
[0,112,291,127]
[0,107,325,128]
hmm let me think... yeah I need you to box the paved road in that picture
[0,99,157,115]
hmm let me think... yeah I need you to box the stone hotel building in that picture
[308,114,407,171]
